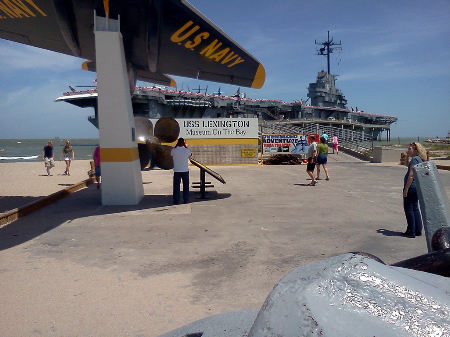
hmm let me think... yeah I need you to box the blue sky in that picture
[1,0,449,139]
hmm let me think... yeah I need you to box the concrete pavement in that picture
[1,154,449,336]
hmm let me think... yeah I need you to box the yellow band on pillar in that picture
[100,147,139,162]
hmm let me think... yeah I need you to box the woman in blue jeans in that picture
[402,142,427,238]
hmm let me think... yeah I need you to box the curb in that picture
[0,178,94,228]
[436,165,450,171]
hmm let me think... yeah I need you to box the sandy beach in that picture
[0,154,449,336]
[0,160,94,213]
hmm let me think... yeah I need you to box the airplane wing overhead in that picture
[82,61,176,88]
[0,0,265,89]
[155,0,265,89]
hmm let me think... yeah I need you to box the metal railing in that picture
[260,121,374,158]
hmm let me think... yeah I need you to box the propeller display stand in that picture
[189,158,226,199]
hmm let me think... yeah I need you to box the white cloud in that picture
[340,56,450,82]
[356,43,403,58]
[0,41,82,72]
[1,87,31,106]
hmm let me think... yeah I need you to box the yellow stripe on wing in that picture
[251,64,266,89]
[103,0,110,16]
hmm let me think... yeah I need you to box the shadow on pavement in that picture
[377,229,404,237]
[0,185,230,251]
[0,196,44,213]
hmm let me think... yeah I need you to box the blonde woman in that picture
[60,140,75,176]
[402,142,427,238]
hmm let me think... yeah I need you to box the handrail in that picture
[260,121,374,158]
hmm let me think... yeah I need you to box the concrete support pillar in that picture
[95,16,144,205]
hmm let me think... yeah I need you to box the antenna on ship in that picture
[315,31,341,74]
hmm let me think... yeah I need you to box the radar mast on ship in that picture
[315,30,341,75]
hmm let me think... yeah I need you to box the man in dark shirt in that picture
[42,140,55,176]
[306,135,317,186]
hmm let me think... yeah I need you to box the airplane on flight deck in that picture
[0,0,266,90]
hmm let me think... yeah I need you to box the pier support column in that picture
[94,16,144,205]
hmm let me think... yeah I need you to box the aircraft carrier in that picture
[57,32,397,147]
[57,40,396,142]
[58,79,396,136]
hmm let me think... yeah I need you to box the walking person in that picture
[60,140,74,176]
[170,138,192,204]
[93,146,101,189]
[332,134,339,154]
[402,142,427,238]
[306,135,317,186]
[316,136,330,181]
[42,140,55,176]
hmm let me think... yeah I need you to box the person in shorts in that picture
[316,136,330,181]
[42,140,55,176]
[306,135,317,186]
[60,139,74,175]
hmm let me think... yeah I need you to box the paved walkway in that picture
[1,155,449,336]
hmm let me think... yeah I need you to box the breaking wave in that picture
[0,155,39,160]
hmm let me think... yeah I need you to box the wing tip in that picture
[82,60,96,72]
[251,63,266,89]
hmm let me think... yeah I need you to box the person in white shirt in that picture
[170,138,192,204]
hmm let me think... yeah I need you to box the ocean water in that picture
[371,137,436,147]
[0,137,443,163]
[0,139,99,163]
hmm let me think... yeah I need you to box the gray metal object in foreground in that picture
[413,161,450,252]
[392,248,450,277]
[159,253,450,337]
